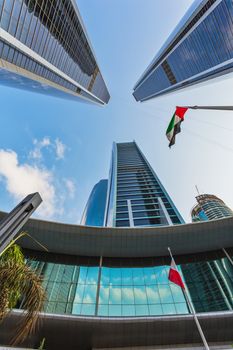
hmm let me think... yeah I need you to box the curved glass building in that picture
[0,0,110,104]
[0,212,233,349]
[81,179,108,227]
[133,0,233,101]
[191,194,233,222]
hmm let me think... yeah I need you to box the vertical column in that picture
[95,256,103,316]
[158,197,173,226]
[223,248,233,267]
[127,199,134,227]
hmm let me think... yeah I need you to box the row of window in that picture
[0,0,92,85]
[134,0,233,100]
[116,211,162,220]
[28,255,233,316]
[117,205,158,213]
[117,184,161,192]
[0,39,77,92]
[0,0,109,102]
[115,217,163,227]
[115,211,180,220]
[45,301,190,317]
[117,205,176,216]
[117,199,174,209]
[115,216,181,227]
[117,168,149,174]
[117,181,158,189]
[116,193,168,201]
[134,0,216,90]
[117,159,144,163]
[118,181,159,189]
[117,175,156,182]
[117,190,165,197]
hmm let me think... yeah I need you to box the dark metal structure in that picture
[0,192,42,254]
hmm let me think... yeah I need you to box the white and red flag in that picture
[168,258,185,289]
[166,106,188,147]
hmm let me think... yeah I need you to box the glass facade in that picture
[191,194,233,222]
[0,0,110,104]
[20,142,233,322]
[133,0,233,101]
[26,251,233,317]
[81,179,108,226]
[105,142,184,227]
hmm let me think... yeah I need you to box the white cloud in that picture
[29,137,66,161]
[64,179,76,198]
[30,137,51,160]
[40,137,51,147]
[0,149,56,217]
[55,138,66,159]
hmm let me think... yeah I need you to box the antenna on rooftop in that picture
[195,185,200,195]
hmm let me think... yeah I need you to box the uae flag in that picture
[166,106,188,147]
[168,258,185,289]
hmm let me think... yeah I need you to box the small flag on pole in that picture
[167,247,210,350]
[168,258,185,289]
[166,106,188,147]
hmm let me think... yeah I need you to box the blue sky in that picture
[0,0,233,223]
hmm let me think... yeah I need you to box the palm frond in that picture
[0,260,46,345]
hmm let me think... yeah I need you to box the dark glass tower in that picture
[133,0,233,101]
[81,179,108,227]
[105,141,184,227]
[0,0,110,104]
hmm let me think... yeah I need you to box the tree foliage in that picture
[0,244,46,345]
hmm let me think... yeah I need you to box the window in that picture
[115,220,130,227]
[134,218,161,226]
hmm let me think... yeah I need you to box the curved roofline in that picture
[0,212,232,258]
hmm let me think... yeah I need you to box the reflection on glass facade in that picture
[27,252,233,317]
[98,265,188,317]
[0,0,110,104]
[133,0,233,101]
[191,194,233,222]
[21,143,233,321]
[81,179,108,226]
[182,258,233,312]
[105,142,184,227]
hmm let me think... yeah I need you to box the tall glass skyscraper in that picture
[191,194,233,222]
[133,0,233,101]
[105,141,184,227]
[81,179,108,226]
[1,141,233,347]
[0,0,110,104]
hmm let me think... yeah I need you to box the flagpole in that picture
[183,105,233,111]
[168,248,210,350]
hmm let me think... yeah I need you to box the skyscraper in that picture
[1,142,233,347]
[191,194,233,222]
[105,141,184,227]
[133,0,233,102]
[182,192,233,313]
[81,179,108,226]
[0,0,110,105]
